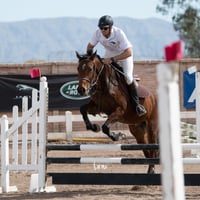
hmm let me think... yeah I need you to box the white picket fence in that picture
[0,77,49,193]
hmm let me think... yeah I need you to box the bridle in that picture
[78,57,105,93]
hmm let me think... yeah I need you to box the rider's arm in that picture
[104,47,132,65]
[112,47,132,62]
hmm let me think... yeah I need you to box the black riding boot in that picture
[127,82,147,117]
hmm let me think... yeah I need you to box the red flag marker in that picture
[30,68,41,78]
[164,40,183,62]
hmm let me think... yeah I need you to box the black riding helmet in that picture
[98,15,113,28]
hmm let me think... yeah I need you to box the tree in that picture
[156,0,200,58]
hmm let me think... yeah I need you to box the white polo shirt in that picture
[89,26,132,57]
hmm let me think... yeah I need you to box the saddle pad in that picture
[138,85,150,98]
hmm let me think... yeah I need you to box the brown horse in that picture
[76,51,159,174]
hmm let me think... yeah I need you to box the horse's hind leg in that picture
[129,122,157,174]
[144,120,159,174]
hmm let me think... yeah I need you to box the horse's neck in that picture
[103,64,129,97]
[97,64,117,91]
[94,57,120,90]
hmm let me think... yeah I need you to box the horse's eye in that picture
[80,63,93,72]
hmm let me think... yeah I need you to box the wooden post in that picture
[157,63,185,200]
[1,115,10,192]
[66,111,72,141]
[38,76,48,192]
[0,115,18,192]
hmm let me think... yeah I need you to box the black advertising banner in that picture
[0,74,90,112]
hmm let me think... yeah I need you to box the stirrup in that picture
[136,105,147,117]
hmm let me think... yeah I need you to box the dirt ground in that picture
[0,137,200,200]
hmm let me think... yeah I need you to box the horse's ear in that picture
[90,50,97,60]
[75,51,81,60]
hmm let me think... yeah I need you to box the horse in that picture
[76,51,159,174]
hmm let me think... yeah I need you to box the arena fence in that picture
[0,68,200,195]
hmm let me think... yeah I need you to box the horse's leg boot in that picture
[127,82,147,117]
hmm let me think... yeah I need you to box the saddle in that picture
[111,62,150,98]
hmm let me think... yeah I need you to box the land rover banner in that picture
[0,74,90,112]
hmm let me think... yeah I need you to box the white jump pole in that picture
[157,63,185,200]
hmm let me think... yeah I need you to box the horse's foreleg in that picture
[80,104,100,132]
[102,120,124,141]
[102,108,125,141]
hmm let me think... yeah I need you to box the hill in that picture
[0,17,178,63]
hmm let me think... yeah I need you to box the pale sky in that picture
[0,0,171,22]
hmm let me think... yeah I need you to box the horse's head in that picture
[76,51,99,96]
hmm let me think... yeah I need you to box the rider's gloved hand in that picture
[103,58,113,65]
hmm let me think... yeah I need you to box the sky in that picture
[0,0,171,22]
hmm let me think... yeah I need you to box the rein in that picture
[91,63,105,87]
[110,63,126,77]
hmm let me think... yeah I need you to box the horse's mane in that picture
[113,66,129,97]
[96,54,127,91]
[95,54,129,97]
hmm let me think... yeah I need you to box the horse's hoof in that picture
[147,167,155,174]
[118,132,126,140]
[109,132,122,141]
[110,132,126,141]
[86,124,100,132]
[92,124,100,132]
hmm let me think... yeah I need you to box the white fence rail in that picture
[3,110,198,143]
[3,110,198,142]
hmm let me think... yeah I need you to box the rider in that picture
[86,15,147,117]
